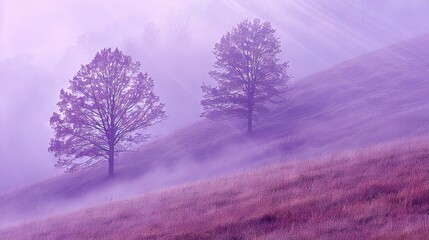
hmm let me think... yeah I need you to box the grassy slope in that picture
[2,33,429,225]
[2,136,429,239]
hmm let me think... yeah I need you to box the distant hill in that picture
[1,32,429,226]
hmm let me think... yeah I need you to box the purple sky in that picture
[1,0,429,193]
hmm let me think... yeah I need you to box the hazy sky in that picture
[1,0,429,193]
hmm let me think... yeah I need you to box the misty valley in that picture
[2,1,429,239]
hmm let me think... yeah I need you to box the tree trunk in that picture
[108,145,114,177]
[247,109,253,134]
[247,116,253,134]
[247,96,254,134]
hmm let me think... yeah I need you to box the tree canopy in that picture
[201,19,290,133]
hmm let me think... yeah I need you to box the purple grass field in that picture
[2,1,429,239]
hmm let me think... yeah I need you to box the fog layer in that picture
[1,0,429,193]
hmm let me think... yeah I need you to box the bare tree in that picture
[201,19,290,134]
[49,48,166,176]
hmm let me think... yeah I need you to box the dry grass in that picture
[2,135,429,239]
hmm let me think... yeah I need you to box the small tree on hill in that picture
[49,48,166,177]
[201,19,290,134]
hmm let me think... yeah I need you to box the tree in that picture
[201,19,290,134]
[49,48,166,177]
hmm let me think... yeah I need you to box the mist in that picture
[2,0,429,194]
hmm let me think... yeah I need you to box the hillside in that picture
[2,33,429,226]
[2,136,429,239]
